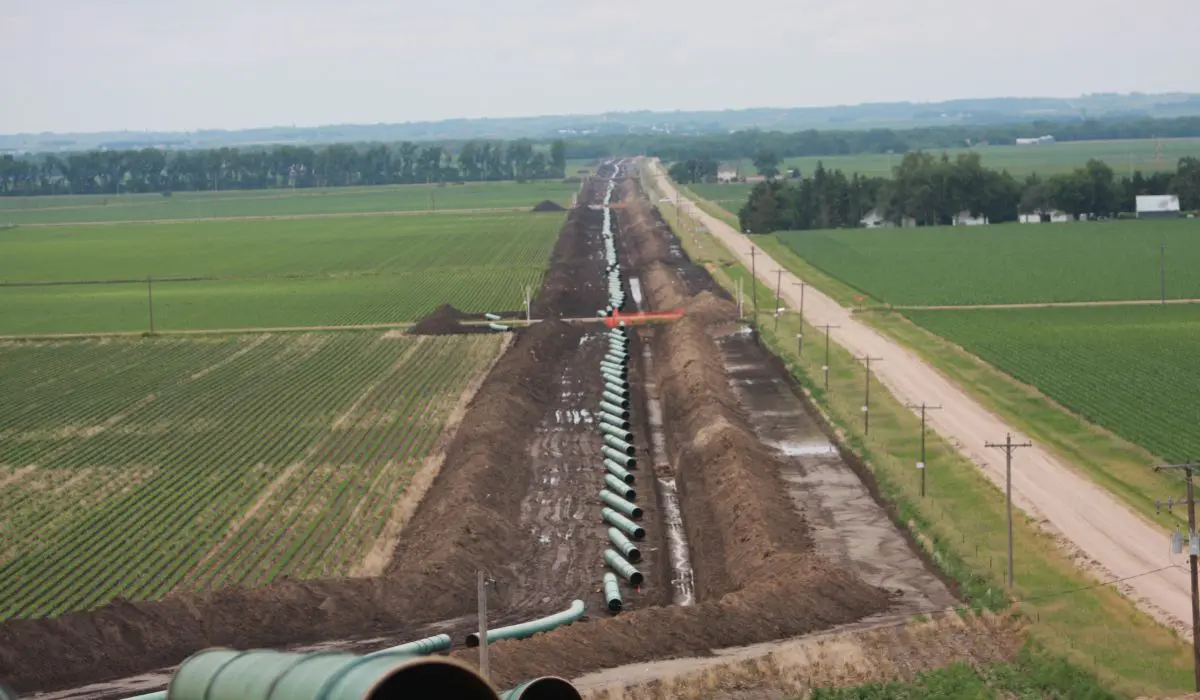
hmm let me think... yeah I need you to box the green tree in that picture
[752,151,781,178]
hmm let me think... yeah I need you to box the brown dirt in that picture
[530,178,608,319]
[408,304,490,335]
[532,200,567,212]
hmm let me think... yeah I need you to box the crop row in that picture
[0,332,502,619]
[905,305,1200,463]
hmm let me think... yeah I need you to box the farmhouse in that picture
[1015,135,1056,146]
[860,209,916,228]
[1136,194,1181,219]
[717,165,739,183]
[1019,210,1073,223]
[953,211,988,226]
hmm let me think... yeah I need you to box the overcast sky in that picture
[2,0,1198,134]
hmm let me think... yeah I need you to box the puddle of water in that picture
[658,477,695,606]
[771,441,837,457]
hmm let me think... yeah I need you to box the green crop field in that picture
[689,183,753,214]
[904,305,1200,464]
[775,219,1200,306]
[0,180,577,225]
[0,211,564,334]
[0,332,502,618]
[712,137,1200,182]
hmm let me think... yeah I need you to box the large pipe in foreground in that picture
[602,384,630,400]
[169,648,497,700]
[502,677,584,700]
[607,527,642,562]
[604,349,628,360]
[603,434,635,455]
[601,445,636,468]
[598,401,630,419]
[488,323,511,332]
[598,412,631,430]
[599,362,627,376]
[367,633,452,657]
[604,549,645,585]
[465,599,586,647]
[601,489,643,517]
[601,372,628,387]
[603,507,645,540]
[602,477,637,502]
[602,573,623,613]
[601,391,629,409]
[603,458,635,484]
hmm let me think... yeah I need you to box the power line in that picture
[985,434,1032,590]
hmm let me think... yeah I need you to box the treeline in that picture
[0,140,568,196]
[737,154,1200,233]
[566,115,1200,161]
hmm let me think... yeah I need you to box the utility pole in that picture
[985,434,1032,589]
[858,355,883,435]
[477,570,490,681]
[749,246,758,320]
[772,268,784,332]
[793,281,807,354]
[906,403,942,497]
[1161,242,1167,305]
[147,275,155,335]
[1154,461,1200,691]
[821,323,840,393]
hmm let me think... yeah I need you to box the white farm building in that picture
[1136,195,1181,219]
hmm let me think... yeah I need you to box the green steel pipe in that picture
[601,391,629,409]
[607,527,642,562]
[602,507,645,540]
[602,357,627,369]
[601,445,636,468]
[603,434,635,455]
[122,693,164,700]
[484,313,503,321]
[598,402,630,420]
[601,372,628,387]
[367,634,452,657]
[607,343,628,354]
[502,677,583,700]
[599,422,633,443]
[603,458,635,484]
[599,413,630,430]
[601,488,643,517]
[607,329,627,339]
[168,648,497,700]
[604,549,645,585]
[603,383,630,400]
[604,351,628,362]
[602,478,637,502]
[599,362,627,375]
[603,573,623,613]
[465,599,586,647]
[488,323,511,332]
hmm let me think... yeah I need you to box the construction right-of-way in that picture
[646,158,1192,633]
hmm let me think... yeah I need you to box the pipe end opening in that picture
[372,659,495,700]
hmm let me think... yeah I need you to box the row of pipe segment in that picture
[596,167,646,615]
[148,646,582,700]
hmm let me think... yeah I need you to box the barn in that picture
[1136,194,1181,219]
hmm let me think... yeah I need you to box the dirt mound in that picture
[684,290,737,324]
[531,200,566,212]
[408,304,486,335]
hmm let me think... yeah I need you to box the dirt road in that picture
[647,159,1192,632]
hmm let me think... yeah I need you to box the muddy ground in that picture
[9,170,946,696]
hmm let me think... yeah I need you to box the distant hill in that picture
[4,93,1200,154]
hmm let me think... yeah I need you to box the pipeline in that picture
[599,363,627,377]
[603,458,635,484]
[599,423,633,445]
[607,526,642,562]
[366,633,452,657]
[601,391,629,408]
[465,599,586,647]
[602,573,623,613]
[602,476,637,501]
[601,371,628,386]
[602,434,635,455]
[598,401,630,419]
[602,383,630,399]
[502,677,584,700]
[603,507,645,539]
[601,488,643,517]
[601,445,636,467]
[484,312,503,321]
[169,648,499,700]
[598,412,631,430]
[603,549,645,585]
[488,323,511,332]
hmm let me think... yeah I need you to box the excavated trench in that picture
[12,166,950,697]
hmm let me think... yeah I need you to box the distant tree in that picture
[1171,157,1200,209]
[549,140,567,177]
[752,151,781,178]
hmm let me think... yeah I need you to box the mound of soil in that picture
[408,304,485,335]
[531,200,566,212]
[684,290,738,324]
